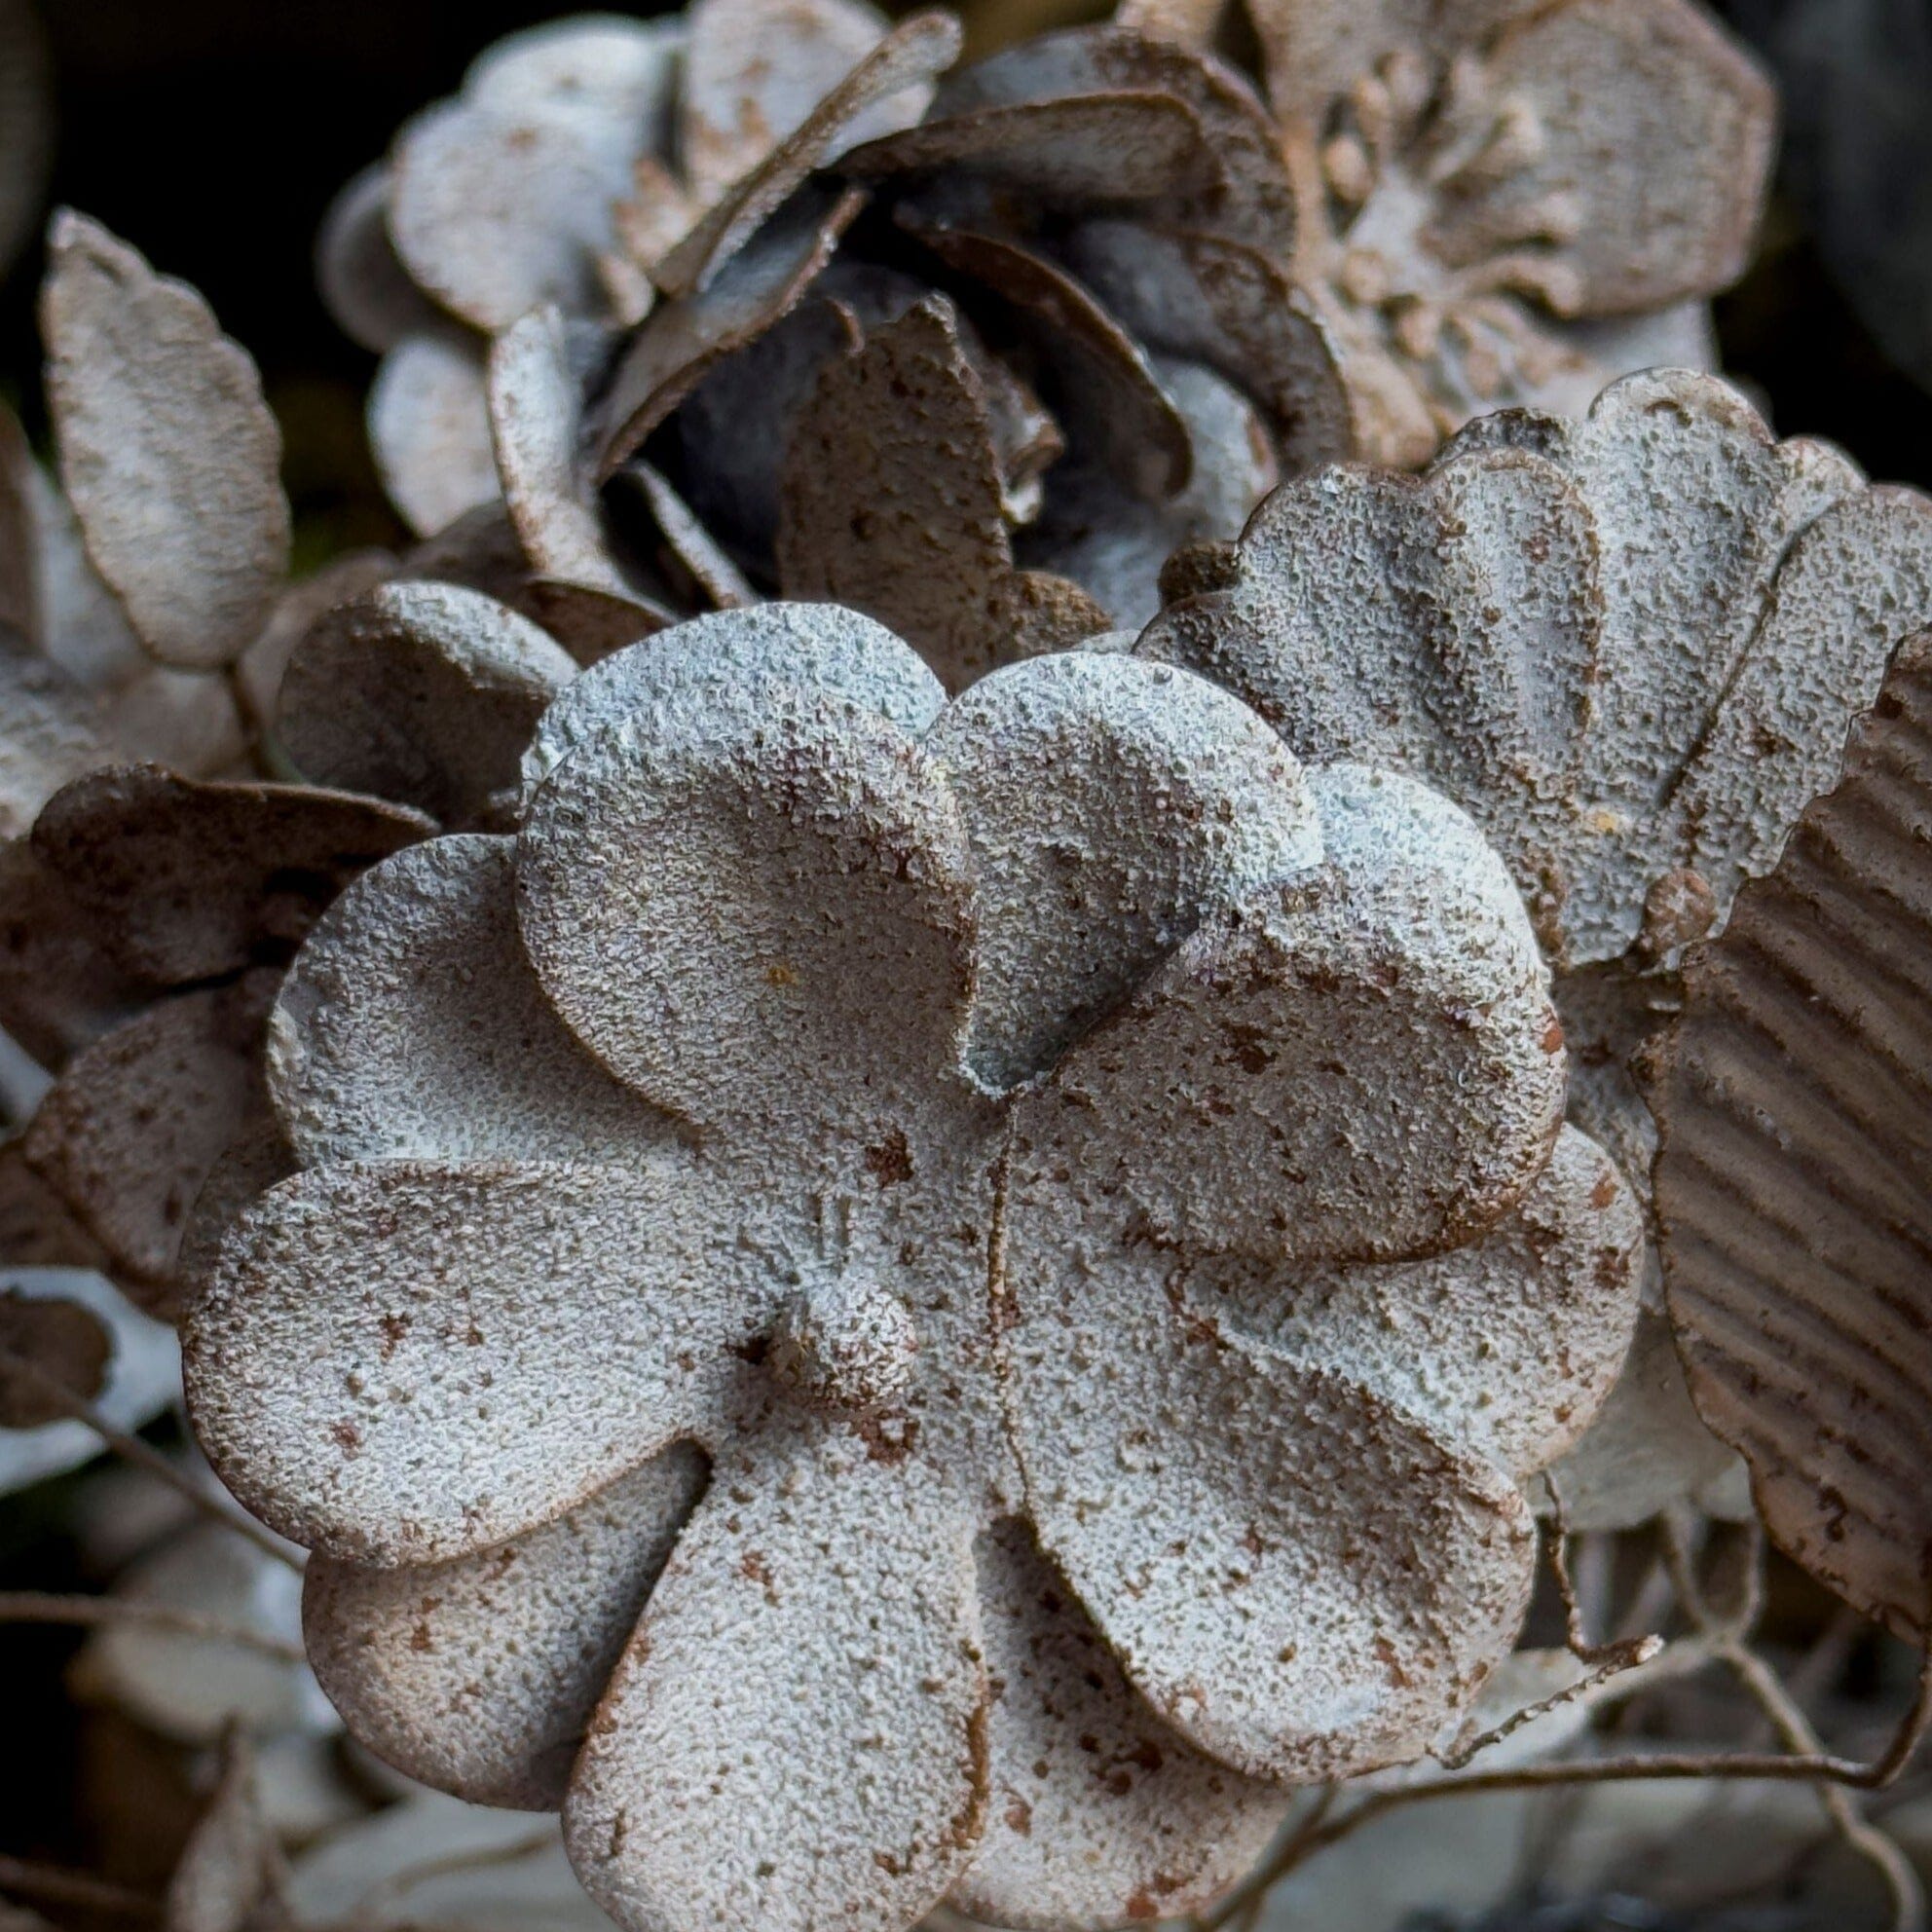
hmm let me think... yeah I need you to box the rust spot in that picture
[1542,1017,1565,1054]
[379,1312,408,1359]
[1589,1173,1617,1209]
[863,1128,914,1188]
[329,1420,362,1455]
[1004,1798,1032,1837]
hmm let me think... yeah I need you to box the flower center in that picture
[1313,49,1585,421]
[769,1273,918,1414]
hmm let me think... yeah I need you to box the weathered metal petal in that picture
[305,1445,707,1808]
[279,580,577,829]
[23,974,277,1312]
[1218,1125,1643,1481]
[949,1515,1289,1928]
[368,333,502,539]
[925,651,1319,1092]
[919,24,1295,250]
[184,1155,771,1563]
[774,299,1108,690]
[388,18,682,331]
[679,0,901,203]
[516,636,977,1147]
[998,1163,1537,1781]
[0,626,111,839]
[42,212,290,672]
[564,1428,987,1932]
[518,602,946,805]
[1007,762,1563,1269]
[597,184,864,479]
[270,836,677,1168]
[315,164,443,355]
[29,763,430,985]
[489,307,629,600]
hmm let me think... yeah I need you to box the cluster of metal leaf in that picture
[322,0,1775,686]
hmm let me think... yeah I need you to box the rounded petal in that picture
[30,763,430,985]
[42,211,290,671]
[24,975,277,1311]
[269,836,678,1167]
[998,1172,1537,1781]
[184,1156,778,1563]
[1212,1125,1644,1480]
[367,335,500,540]
[951,1516,1288,1929]
[389,21,680,333]
[1429,0,1775,316]
[1008,764,1563,1269]
[315,165,443,355]
[519,603,946,804]
[924,651,1319,1093]
[565,1426,987,1932]
[516,645,977,1150]
[306,1445,706,1808]
[278,580,576,829]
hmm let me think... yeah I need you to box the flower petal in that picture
[367,334,501,539]
[925,651,1319,1093]
[565,1425,987,1932]
[271,835,674,1168]
[184,1156,778,1562]
[42,211,290,671]
[653,12,960,299]
[998,1168,1536,1781]
[24,975,278,1312]
[30,763,430,985]
[1207,1125,1643,1481]
[1008,763,1562,1269]
[278,580,576,830]
[388,20,681,332]
[951,1515,1287,1929]
[520,604,947,804]
[774,296,1109,689]
[1427,0,1775,317]
[305,1444,707,1809]
[679,0,901,204]
[516,640,978,1150]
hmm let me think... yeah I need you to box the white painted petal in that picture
[517,642,976,1148]
[306,1444,706,1808]
[950,1515,1287,1929]
[998,1174,1536,1783]
[1219,1125,1644,1481]
[184,1156,778,1564]
[1007,764,1563,1267]
[565,1427,987,1932]
[368,334,501,539]
[520,603,946,804]
[270,836,679,1167]
[41,212,290,671]
[924,651,1319,1093]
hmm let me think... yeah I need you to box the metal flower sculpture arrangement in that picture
[10,2,1932,1931]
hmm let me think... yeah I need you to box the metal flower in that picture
[185,605,1641,1932]
[1123,0,1777,461]
[1140,366,1932,1522]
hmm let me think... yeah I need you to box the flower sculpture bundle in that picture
[183,607,1643,1931]
[323,0,1775,678]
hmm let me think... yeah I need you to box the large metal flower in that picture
[1140,366,1932,1522]
[184,606,1640,1932]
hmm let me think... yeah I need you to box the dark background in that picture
[4,0,1931,551]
